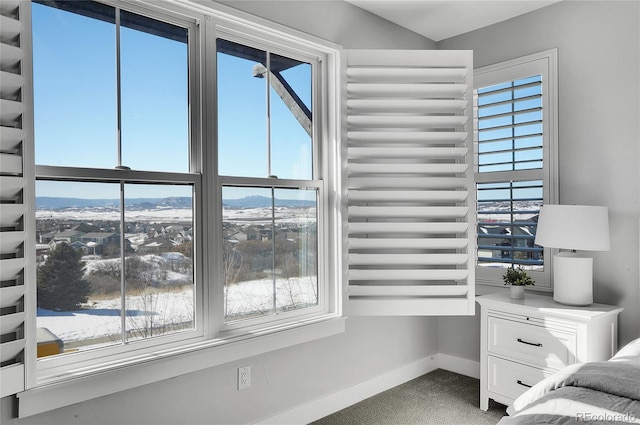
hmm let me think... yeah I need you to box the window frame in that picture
[473,49,558,289]
[18,0,345,416]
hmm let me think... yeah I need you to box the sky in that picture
[476,76,544,205]
[32,2,312,200]
[32,2,542,204]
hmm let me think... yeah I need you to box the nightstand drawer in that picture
[488,355,553,400]
[488,316,576,370]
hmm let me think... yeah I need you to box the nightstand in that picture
[477,292,623,411]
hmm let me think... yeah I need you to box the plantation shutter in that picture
[346,50,475,316]
[0,0,35,397]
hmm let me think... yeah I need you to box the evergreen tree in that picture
[37,242,91,311]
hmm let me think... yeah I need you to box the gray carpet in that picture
[310,369,507,425]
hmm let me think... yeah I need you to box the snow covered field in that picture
[37,274,318,350]
[36,205,316,225]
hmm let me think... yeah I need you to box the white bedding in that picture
[500,337,640,424]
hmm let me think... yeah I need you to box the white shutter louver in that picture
[1,0,34,398]
[346,50,475,316]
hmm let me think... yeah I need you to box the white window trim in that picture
[474,49,558,289]
[18,0,345,417]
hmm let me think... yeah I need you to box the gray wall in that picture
[1,2,438,424]
[217,0,437,49]
[438,0,640,361]
[6,1,639,423]
[3,318,439,424]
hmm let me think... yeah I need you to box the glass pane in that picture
[270,54,313,180]
[120,12,189,172]
[273,188,318,312]
[222,187,274,320]
[217,40,268,177]
[476,181,543,271]
[123,184,195,341]
[32,1,117,168]
[222,186,318,322]
[36,181,122,356]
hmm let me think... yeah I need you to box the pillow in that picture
[610,337,640,364]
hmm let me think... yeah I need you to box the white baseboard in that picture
[438,353,480,379]
[256,353,480,425]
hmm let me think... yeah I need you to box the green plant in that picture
[37,242,91,311]
[502,266,535,287]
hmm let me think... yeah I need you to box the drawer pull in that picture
[517,380,533,388]
[517,338,542,347]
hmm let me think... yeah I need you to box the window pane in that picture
[273,188,318,313]
[217,40,268,177]
[35,181,195,357]
[476,74,543,174]
[32,1,117,168]
[120,12,189,172]
[222,186,318,322]
[217,40,314,179]
[270,54,313,180]
[123,184,195,341]
[477,180,543,271]
[36,181,122,356]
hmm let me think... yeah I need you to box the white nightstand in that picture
[477,292,623,411]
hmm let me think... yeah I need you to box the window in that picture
[32,0,200,378]
[11,0,342,412]
[474,50,558,288]
[216,37,323,325]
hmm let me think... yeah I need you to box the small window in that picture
[474,50,558,288]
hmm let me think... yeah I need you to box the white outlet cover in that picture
[238,366,251,390]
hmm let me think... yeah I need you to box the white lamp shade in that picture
[535,205,610,251]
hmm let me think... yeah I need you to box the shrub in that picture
[37,243,91,311]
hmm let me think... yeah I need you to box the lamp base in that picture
[553,252,593,306]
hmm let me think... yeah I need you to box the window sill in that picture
[17,315,345,418]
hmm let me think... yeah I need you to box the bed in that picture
[498,337,640,424]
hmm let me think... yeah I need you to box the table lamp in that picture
[534,205,610,306]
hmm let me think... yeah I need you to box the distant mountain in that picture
[155,197,193,208]
[36,195,313,210]
[35,197,121,209]
[223,195,315,208]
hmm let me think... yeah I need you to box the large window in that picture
[474,50,558,288]
[25,0,341,396]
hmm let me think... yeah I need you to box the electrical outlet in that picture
[238,366,251,390]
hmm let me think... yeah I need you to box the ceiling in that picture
[345,0,562,42]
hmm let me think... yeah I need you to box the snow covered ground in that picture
[36,205,316,225]
[37,275,318,350]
